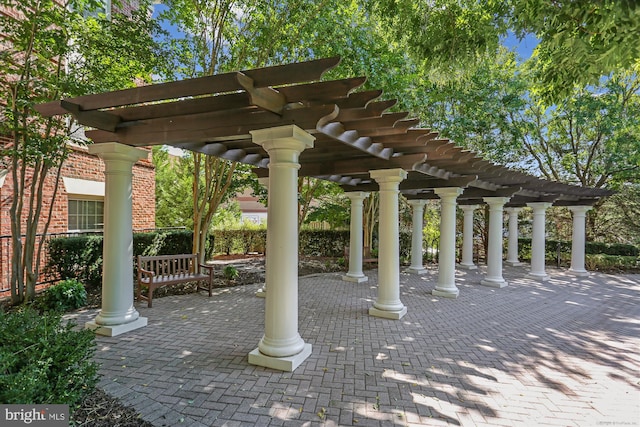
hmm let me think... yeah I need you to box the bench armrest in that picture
[199,263,214,276]
[138,268,155,278]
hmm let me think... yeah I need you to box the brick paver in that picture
[66,265,640,426]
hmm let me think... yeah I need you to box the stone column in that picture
[568,206,592,276]
[248,125,313,372]
[505,207,523,266]
[255,177,270,297]
[527,202,552,281]
[481,197,510,288]
[85,143,148,337]
[407,199,428,274]
[343,191,370,283]
[459,204,479,270]
[432,187,463,298]
[368,168,407,320]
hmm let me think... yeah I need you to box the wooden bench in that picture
[136,253,214,308]
[343,246,378,266]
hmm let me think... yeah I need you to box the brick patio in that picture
[67,265,640,426]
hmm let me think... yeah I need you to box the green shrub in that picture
[46,235,103,289]
[585,254,639,271]
[0,307,99,409]
[299,230,350,256]
[46,229,213,287]
[41,279,87,312]
[223,265,239,280]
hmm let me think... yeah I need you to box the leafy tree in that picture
[517,70,640,189]
[416,49,640,242]
[154,0,420,257]
[369,0,640,101]
[153,146,193,229]
[0,0,160,304]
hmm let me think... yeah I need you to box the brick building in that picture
[0,0,156,295]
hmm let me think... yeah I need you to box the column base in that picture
[568,268,590,277]
[528,271,550,281]
[406,266,428,275]
[432,287,459,299]
[85,317,147,337]
[255,287,266,298]
[458,263,477,270]
[505,260,523,266]
[480,278,508,288]
[342,274,368,283]
[248,343,312,372]
[369,305,407,320]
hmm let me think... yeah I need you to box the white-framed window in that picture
[62,177,106,232]
[68,199,104,231]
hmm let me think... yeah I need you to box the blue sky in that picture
[503,31,539,60]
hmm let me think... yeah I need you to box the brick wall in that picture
[0,142,156,294]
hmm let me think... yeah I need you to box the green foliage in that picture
[45,235,104,289]
[369,0,640,101]
[153,147,194,229]
[0,307,99,408]
[222,265,239,281]
[46,230,209,287]
[41,279,87,313]
[585,254,639,272]
[213,228,266,255]
[299,230,350,257]
[0,0,163,304]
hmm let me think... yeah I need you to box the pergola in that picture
[37,57,611,371]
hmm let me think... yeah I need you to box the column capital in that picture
[527,202,553,211]
[483,196,511,206]
[434,187,464,198]
[369,168,408,183]
[408,199,428,208]
[568,205,593,215]
[459,204,480,212]
[250,125,315,153]
[344,191,370,201]
[88,142,147,163]
[505,207,523,214]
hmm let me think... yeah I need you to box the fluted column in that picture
[255,176,269,297]
[568,206,592,276]
[432,187,463,298]
[527,202,552,281]
[368,168,407,320]
[459,204,479,270]
[505,207,523,266]
[407,199,428,274]
[248,125,313,372]
[85,143,148,336]
[481,197,510,288]
[343,191,370,283]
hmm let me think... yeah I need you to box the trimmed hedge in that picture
[210,229,414,259]
[585,254,639,271]
[517,238,639,262]
[46,230,213,288]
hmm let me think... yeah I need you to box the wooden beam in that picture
[236,72,286,114]
[277,77,366,103]
[86,104,337,145]
[57,100,121,132]
[358,119,419,137]
[36,56,342,116]
[298,153,427,177]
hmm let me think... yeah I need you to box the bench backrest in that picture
[137,254,199,277]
